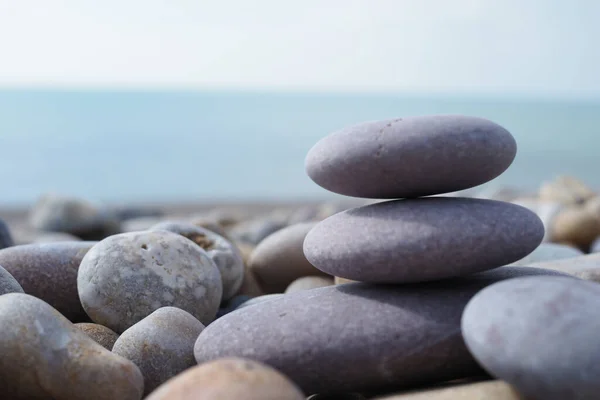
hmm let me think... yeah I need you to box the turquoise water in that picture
[0,90,599,206]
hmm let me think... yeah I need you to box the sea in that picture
[0,89,599,207]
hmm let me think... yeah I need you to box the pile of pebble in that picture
[0,114,599,399]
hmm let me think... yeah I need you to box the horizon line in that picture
[0,84,599,103]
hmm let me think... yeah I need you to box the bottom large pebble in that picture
[194,267,571,394]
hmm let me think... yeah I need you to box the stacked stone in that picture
[193,115,573,397]
[302,115,544,284]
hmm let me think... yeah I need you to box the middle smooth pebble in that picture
[304,197,545,283]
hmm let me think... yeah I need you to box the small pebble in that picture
[77,230,222,333]
[249,222,330,293]
[228,217,288,246]
[112,307,205,395]
[0,293,144,400]
[29,193,121,240]
[285,276,334,294]
[145,357,305,400]
[150,221,244,300]
[462,276,600,399]
[75,322,119,350]
[0,241,96,322]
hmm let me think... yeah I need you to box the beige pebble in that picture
[551,205,600,250]
[539,175,596,206]
[235,241,255,265]
[285,276,333,293]
[249,222,329,293]
[145,357,305,400]
[372,380,524,399]
[75,323,119,350]
[334,276,357,285]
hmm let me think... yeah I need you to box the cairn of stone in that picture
[194,115,576,398]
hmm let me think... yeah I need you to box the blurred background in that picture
[0,0,599,208]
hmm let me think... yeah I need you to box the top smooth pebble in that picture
[305,115,517,199]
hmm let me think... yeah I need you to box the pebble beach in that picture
[1,114,600,399]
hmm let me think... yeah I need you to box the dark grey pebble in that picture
[0,242,95,321]
[216,295,253,318]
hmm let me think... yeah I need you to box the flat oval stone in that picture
[0,293,143,400]
[75,323,119,350]
[112,307,205,395]
[0,242,95,321]
[305,115,517,199]
[462,276,600,399]
[150,221,244,301]
[304,198,544,283]
[0,264,23,295]
[194,267,570,394]
[77,230,222,333]
[249,222,330,293]
[145,357,305,400]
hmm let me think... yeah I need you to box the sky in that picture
[0,0,599,98]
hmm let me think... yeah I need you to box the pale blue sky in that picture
[0,0,598,98]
